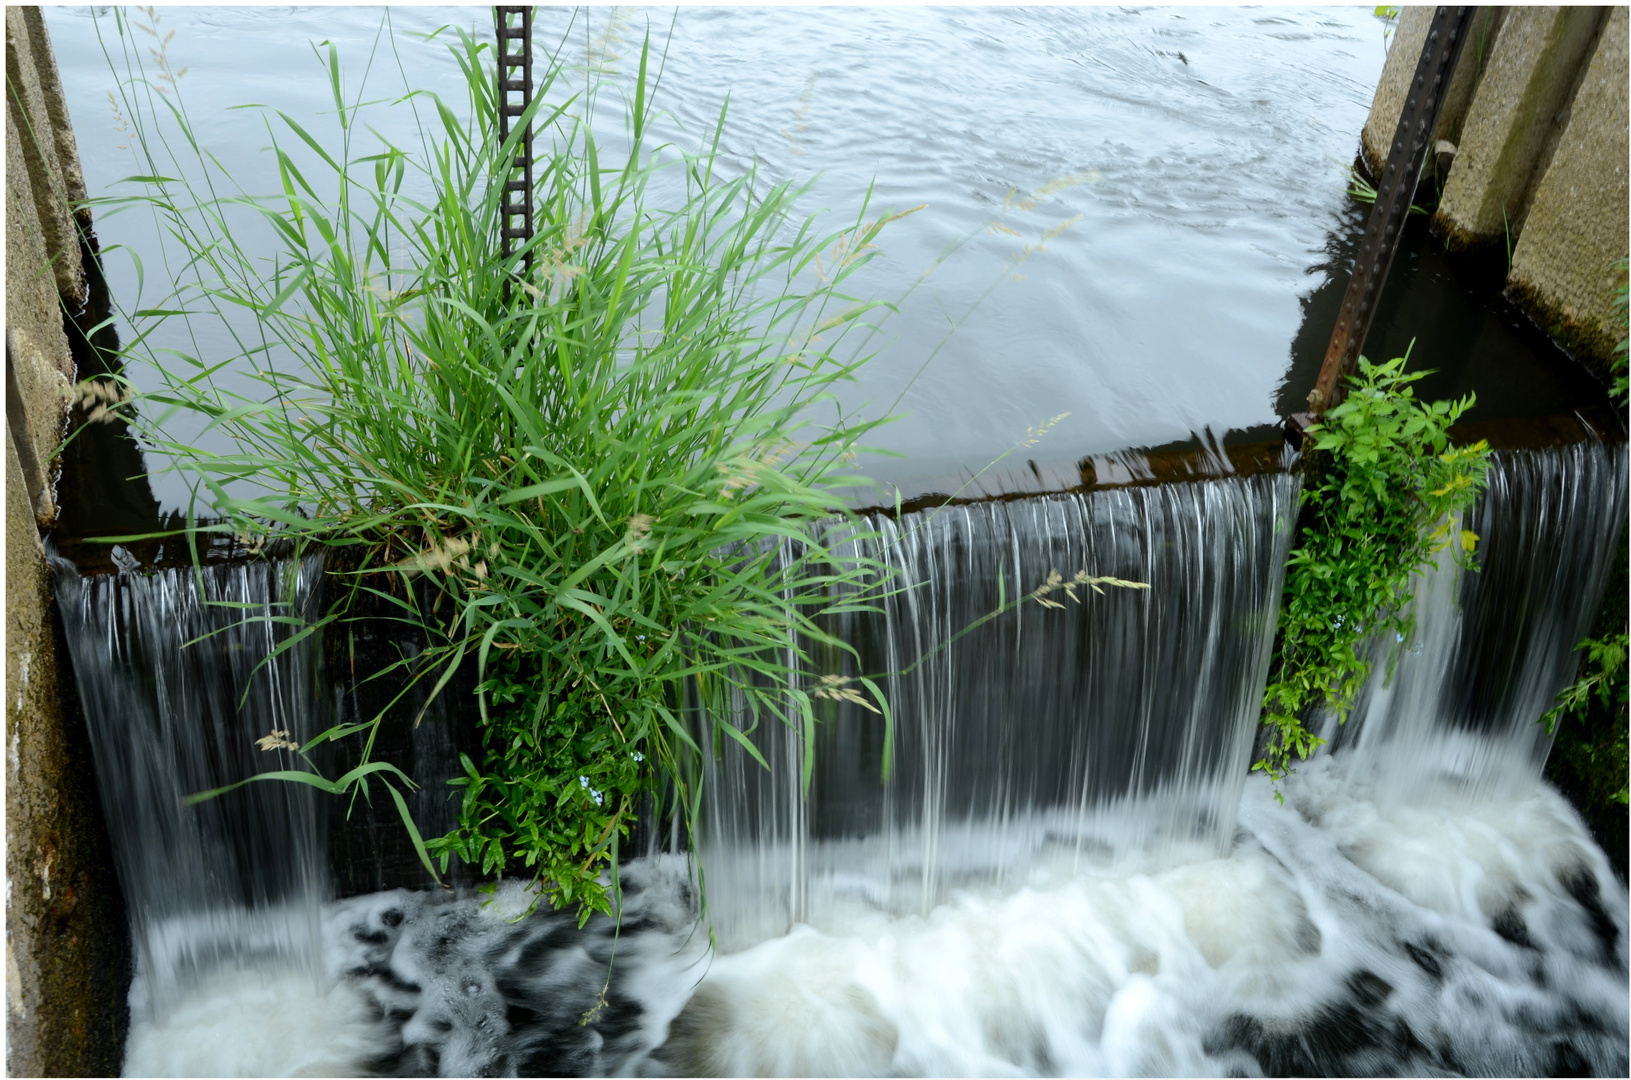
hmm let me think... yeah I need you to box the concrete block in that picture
[1360,7,1506,183]
[5,6,84,309]
[5,87,72,524]
[17,8,88,223]
[1507,6,1629,369]
[1434,7,1607,250]
[5,11,130,1075]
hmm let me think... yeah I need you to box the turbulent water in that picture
[55,444,1629,1077]
[120,766,1628,1078]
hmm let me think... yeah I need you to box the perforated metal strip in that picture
[1308,5,1475,418]
[495,7,534,297]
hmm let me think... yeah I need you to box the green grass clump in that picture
[94,11,910,921]
[1258,352,1491,781]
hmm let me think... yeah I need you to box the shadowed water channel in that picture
[36,6,1629,1077]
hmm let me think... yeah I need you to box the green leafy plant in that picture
[1543,633,1629,807]
[92,10,921,922]
[1258,350,1492,781]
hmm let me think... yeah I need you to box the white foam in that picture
[120,761,1627,1077]
[123,967,389,1078]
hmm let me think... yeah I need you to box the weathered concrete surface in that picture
[5,7,84,309]
[1507,6,1630,370]
[1360,7,1507,183]
[1434,7,1607,250]
[6,5,130,1075]
[5,436,128,1078]
[15,6,88,227]
[5,86,71,525]
[1360,7,1628,373]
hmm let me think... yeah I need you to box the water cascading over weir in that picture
[1322,441,1630,799]
[696,471,1300,946]
[49,439,1630,1076]
[50,556,331,1018]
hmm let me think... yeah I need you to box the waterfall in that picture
[696,471,1302,948]
[52,442,1629,1077]
[1320,440,1630,802]
[52,554,329,1022]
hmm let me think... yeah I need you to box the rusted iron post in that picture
[495,7,534,298]
[1301,6,1476,428]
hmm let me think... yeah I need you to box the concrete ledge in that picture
[1507,6,1630,369]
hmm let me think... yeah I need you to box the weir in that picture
[51,555,329,1020]
[697,471,1299,947]
[1322,441,1630,801]
[47,442,1630,1074]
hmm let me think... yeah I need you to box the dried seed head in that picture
[254,729,300,752]
[812,673,881,713]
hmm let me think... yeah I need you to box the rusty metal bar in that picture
[495,6,534,298]
[1303,6,1476,423]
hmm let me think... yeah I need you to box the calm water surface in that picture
[44,6,1602,519]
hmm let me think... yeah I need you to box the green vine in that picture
[1257,351,1492,782]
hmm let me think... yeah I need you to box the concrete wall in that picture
[5,6,128,1075]
[1508,7,1630,367]
[1360,6,1628,373]
[1361,7,1508,185]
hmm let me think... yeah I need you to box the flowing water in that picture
[37,5,1628,1076]
[42,5,1613,524]
[696,471,1299,948]
[50,555,330,1021]
[52,444,1630,1077]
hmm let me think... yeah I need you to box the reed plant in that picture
[92,9,914,921]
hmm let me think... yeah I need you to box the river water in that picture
[43,5,1608,520]
[39,8,1628,1078]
